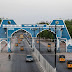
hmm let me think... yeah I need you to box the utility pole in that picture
[55,24,56,68]
[34,29,35,37]
[55,21,59,69]
[39,27,40,52]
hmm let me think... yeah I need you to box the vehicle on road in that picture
[36,40,39,43]
[59,55,65,62]
[18,39,20,43]
[20,34,24,39]
[18,41,20,43]
[15,43,18,46]
[20,46,24,51]
[26,55,34,62]
[67,60,72,68]
[20,39,22,41]
[47,43,51,52]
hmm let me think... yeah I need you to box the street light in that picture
[39,27,40,52]
[38,27,40,61]
[55,21,59,68]
[39,27,43,52]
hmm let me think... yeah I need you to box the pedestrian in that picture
[8,54,11,60]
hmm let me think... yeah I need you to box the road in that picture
[0,38,43,72]
[26,37,72,72]
[16,35,72,72]
[35,40,72,72]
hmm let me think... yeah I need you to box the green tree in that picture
[37,21,54,39]
[65,19,72,38]
[37,21,49,25]
[0,18,2,24]
[37,19,72,39]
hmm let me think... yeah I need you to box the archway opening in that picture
[36,30,55,53]
[11,29,32,53]
[37,30,54,39]
[1,41,7,52]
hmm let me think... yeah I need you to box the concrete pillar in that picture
[66,39,71,52]
[32,37,35,49]
[66,40,67,52]
[0,42,1,52]
[66,39,72,52]
[57,38,60,52]
[7,38,11,52]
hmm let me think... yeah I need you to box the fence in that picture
[33,47,56,72]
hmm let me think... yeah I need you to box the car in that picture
[20,46,24,51]
[36,40,39,43]
[20,34,24,39]
[26,55,34,62]
[67,60,72,68]
[47,43,51,52]
[59,55,65,62]
[20,39,22,41]
[15,43,18,46]
[47,48,51,52]
[18,41,20,43]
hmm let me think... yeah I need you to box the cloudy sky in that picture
[0,0,72,24]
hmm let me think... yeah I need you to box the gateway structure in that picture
[0,18,72,52]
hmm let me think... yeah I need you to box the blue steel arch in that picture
[36,29,56,38]
[0,19,72,52]
[51,20,71,40]
[59,39,66,43]
[8,27,59,38]
[6,20,72,52]
[0,40,7,43]
[11,28,32,38]
[29,27,62,38]
[0,19,16,38]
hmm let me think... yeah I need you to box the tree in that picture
[37,19,72,39]
[37,21,54,39]
[0,18,2,24]
[65,19,72,38]
[37,21,49,25]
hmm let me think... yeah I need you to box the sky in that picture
[0,0,72,24]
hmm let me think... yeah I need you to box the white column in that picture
[7,38,11,52]
[66,39,68,52]
[0,42,1,52]
[32,37,35,49]
[57,38,60,51]
[66,39,72,52]
[71,39,72,45]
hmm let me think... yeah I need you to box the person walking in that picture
[8,54,11,60]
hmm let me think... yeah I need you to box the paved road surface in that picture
[15,36,72,72]
[0,38,43,72]
[35,40,72,72]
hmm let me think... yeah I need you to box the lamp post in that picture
[39,27,40,52]
[55,24,56,68]
[55,21,59,68]
[38,27,40,61]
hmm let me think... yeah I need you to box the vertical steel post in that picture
[55,24,56,68]
[39,27,40,52]
[38,27,40,61]
[0,41,1,52]
[8,38,11,52]
[34,29,35,38]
